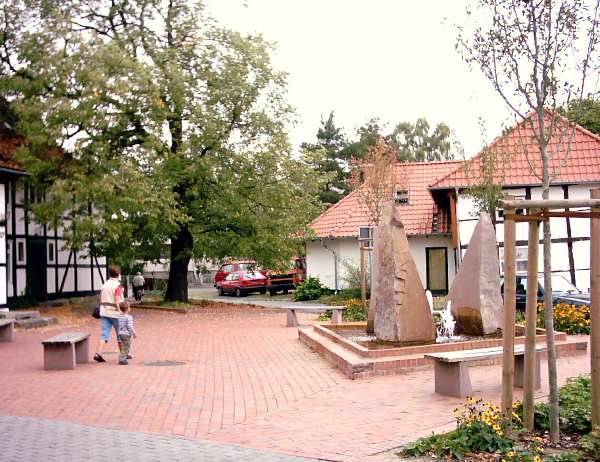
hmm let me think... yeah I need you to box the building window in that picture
[17,240,24,263]
[48,242,55,263]
[358,226,374,249]
[395,188,410,204]
[499,246,528,275]
[426,247,448,294]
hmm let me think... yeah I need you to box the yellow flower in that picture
[506,451,514,457]
[534,456,541,462]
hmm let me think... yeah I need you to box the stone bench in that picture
[0,319,14,342]
[425,344,546,398]
[42,332,90,370]
[281,305,346,327]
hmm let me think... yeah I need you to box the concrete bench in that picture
[281,305,346,327]
[425,344,546,398]
[42,332,90,370]
[0,319,14,342]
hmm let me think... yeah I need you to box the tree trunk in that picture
[165,226,193,302]
[542,184,560,442]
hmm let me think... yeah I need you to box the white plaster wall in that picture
[307,235,455,291]
[16,268,26,296]
[47,268,55,294]
[93,265,105,289]
[15,207,25,235]
[78,268,92,291]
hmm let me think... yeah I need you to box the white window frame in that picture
[358,226,374,249]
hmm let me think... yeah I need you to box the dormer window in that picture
[395,188,409,204]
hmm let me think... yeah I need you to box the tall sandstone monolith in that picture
[371,202,436,342]
[448,212,503,336]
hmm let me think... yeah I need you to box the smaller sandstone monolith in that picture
[448,212,503,336]
[371,202,436,342]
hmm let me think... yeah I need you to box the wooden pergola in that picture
[498,189,600,432]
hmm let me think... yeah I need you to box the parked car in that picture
[501,274,590,310]
[217,270,267,297]
[214,261,265,287]
[266,257,307,296]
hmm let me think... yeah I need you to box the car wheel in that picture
[218,287,224,296]
[269,290,276,296]
[260,289,266,294]
[282,289,289,295]
[235,288,242,297]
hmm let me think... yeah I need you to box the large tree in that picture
[300,111,349,204]
[562,97,600,135]
[388,118,454,162]
[457,0,600,439]
[0,0,325,301]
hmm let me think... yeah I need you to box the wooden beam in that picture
[500,199,600,210]
[448,190,459,249]
[523,208,540,431]
[591,188,600,432]
[502,197,517,425]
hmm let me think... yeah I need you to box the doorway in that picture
[27,238,47,301]
[426,247,448,295]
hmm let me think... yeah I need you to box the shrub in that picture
[537,302,590,335]
[514,375,591,435]
[401,397,513,459]
[340,260,370,294]
[343,299,368,321]
[292,277,330,301]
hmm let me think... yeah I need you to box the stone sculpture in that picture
[371,202,437,342]
[448,212,503,336]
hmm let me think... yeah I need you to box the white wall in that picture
[307,234,455,291]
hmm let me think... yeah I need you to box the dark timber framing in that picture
[2,174,107,305]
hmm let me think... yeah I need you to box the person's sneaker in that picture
[119,360,129,365]
[127,355,133,359]
[94,354,106,363]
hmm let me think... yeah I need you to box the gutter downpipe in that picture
[319,238,339,292]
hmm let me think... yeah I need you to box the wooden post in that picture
[360,241,367,308]
[591,189,600,432]
[502,199,517,424]
[523,208,540,431]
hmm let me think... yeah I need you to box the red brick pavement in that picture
[0,304,591,461]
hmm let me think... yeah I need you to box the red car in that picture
[217,271,267,297]
[214,260,265,287]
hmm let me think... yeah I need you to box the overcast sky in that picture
[204,0,514,158]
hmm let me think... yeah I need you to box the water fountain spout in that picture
[438,300,456,339]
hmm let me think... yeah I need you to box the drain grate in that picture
[144,360,186,367]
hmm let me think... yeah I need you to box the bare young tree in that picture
[457,0,600,440]
[349,138,397,227]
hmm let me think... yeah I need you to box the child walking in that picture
[118,303,136,365]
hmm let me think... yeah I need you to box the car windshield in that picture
[538,274,582,294]
[243,271,265,280]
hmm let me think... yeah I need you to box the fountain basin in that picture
[298,322,587,379]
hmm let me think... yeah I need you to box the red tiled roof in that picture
[310,160,461,238]
[0,124,25,171]
[431,112,600,189]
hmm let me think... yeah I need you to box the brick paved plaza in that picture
[0,303,591,461]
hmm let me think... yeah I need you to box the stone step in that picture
[15,316,58,329]
[0,310,41,320]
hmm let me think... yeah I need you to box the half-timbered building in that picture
[0,122,107,309]
[307,113,600,293]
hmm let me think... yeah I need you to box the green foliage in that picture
[537,303,591,335]
[561,98,600,136]
[342,299,368,321]
[579,432,600,461]
[300,111,349,204]
[401,398,513,460]
[1,1,327,301]
[515,375,592,435]
[340,260,370,292]
[292,277,330,301]
[388,118,454,162]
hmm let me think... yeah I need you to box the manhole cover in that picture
[144,360,186,367]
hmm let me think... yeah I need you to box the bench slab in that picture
[42,332,90,370]
[0,319,14,342]
[282,306,346,327]
[426,345,546,398]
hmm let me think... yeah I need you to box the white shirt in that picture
[99,277,124,318]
